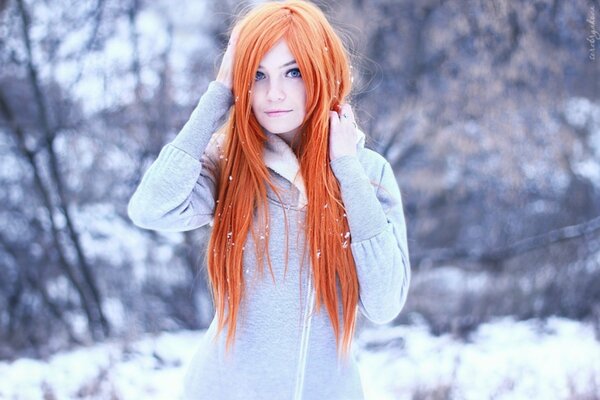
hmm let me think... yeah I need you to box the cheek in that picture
[250,90,258,110]
[250,91,265,122]
[298,88,307,114]
[293,81,306,100]
[300,90,306,112]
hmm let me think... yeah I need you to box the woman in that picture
[127,1,410,399]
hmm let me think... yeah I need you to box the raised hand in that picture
[329,103,359,162]
[216,24,241,90]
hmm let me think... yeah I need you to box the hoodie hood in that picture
[203,128,366,209]
[263,129,366,208]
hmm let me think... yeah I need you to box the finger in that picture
[329,111,340,127]
[338,104,358,134]
[340,103,355,119]
[331,102,342,115]
[231,25,242,43]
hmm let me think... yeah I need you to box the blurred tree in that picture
[0,0,598,358]
[332,0,600,262]
[0,0,115,356]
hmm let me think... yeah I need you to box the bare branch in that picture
[412,215,600,267]
[14,0,110,338]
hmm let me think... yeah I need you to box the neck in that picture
[270,129,300,152]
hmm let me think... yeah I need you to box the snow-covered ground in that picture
[357,317,600,400]
[0,317,598,399]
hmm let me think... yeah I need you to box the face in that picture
[251,39,307,143]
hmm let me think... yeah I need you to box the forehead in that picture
[259,39,295,67]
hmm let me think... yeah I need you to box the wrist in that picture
[330,153,358,164]
[215,74,232,90]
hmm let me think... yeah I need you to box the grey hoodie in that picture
[127,81,411,400]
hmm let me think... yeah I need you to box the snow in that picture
[564,97,600,183]
[357,317,600,400]
[574,158,600,182]
[0,317,598,399]
[0,331,198,400]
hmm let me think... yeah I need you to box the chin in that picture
[268,127,298,135]
[260,122,302,135]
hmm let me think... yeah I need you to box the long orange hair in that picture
[207,0,359,361]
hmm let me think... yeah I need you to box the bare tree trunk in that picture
[0,90,108,339]
[14,0,109,338]
[0,233,82,345]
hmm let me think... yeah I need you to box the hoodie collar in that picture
[263,129,366,208]
[203,128,366,209]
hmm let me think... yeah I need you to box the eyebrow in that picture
[258,60,298,69]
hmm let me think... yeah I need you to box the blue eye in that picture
[255,71,265,81]
[287,68,301,78]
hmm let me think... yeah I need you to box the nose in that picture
[266,79,285,102]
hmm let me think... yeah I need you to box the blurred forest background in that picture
[0,0,599,364]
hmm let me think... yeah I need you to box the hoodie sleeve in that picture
[330,154,411,324]
[127,80,233,232]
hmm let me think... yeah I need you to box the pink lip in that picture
[265,110,291,117]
